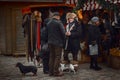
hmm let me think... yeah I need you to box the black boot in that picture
[90,65,95,69]
[90,56,95,69]
[94,66,102,71]
[93,55,102,71]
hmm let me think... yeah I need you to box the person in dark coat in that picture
[87,16,102,71]
[102,18,114,54]
[40,18,51,74]
[46,12,65,76]
[64,13,82,62]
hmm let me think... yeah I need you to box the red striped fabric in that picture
[105,0,120,4]
[83,0,120,11]
[83,0,102,11]
[66,0,119,11]
[37,21,41,51]
[65,0,78,5]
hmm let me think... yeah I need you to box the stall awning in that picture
[0,0,64,2]
[21,3,74,15]
[28,4,74,8]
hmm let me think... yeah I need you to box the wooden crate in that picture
[80,53,90,63]
[80,53,102,63]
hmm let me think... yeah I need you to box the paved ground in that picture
[0,55,120,80]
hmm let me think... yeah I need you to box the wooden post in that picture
[31,14,33,52]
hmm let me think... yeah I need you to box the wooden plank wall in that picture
[12,8,26,55]
[0,5,26,55]
[0,7,6,54]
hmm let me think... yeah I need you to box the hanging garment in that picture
[37,21,41,51]
[22,14,32,61]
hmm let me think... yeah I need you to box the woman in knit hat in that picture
[87,16,102,71]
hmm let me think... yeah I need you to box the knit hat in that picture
[52,12,60,17]
[91,17,99,23]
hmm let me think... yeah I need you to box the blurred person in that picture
[40,18,51,74]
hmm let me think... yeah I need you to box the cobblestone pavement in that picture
[0,55,120,80]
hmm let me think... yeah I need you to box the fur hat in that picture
[66,12,77,20]
[91,16,99,23]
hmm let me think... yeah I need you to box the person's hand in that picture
[65,32,71,36]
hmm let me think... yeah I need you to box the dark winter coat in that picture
[39,18,50,57]
[41,18,52,45]
[86,24,102,55]
[65,20,82,51]
[46,18,65,48]
[87,24,101,45]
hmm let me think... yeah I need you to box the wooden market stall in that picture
[21,2,77,61]
[0,0,77,56]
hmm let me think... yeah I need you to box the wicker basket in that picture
[108,55,120,69]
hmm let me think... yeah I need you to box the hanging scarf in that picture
[65,23,75,50]
[66,23,75,32]
[36,21,41,51]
